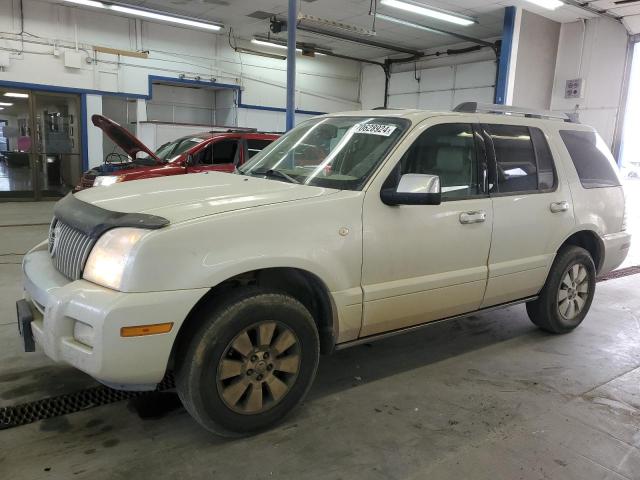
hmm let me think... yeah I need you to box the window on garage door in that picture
[486,124,557,194]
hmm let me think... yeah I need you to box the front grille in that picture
[48,219,95,280]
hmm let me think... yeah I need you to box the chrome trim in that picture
[459,210,487,224]
[49,220,95,280]
[550,201,569,213]
[335,296,539,350]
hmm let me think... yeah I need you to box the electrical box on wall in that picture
[64,50,82,69]
[0,51,10,68]
[565,78,585,99]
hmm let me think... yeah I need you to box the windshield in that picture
[153,137,204,162]
[238,117,410,190]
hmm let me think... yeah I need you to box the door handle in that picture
[459,210,487,224]
[550,201,569,213]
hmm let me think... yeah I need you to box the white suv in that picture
[18,103,630,436]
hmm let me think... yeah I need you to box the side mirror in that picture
[380,174,442,206]
[185,154,194,167]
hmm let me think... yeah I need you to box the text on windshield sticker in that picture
[354,123,397,136]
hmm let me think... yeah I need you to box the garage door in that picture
[387,60,496,110]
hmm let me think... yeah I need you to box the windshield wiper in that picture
[251,169,300,184]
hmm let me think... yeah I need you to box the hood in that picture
[74,171,337,223]
[92,114,160,162]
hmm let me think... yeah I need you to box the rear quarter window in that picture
[559,130,621,188]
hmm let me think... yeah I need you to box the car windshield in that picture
[152,137,205,162]
[238,117,409,190]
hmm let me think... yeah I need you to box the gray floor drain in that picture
[0,375,174,430]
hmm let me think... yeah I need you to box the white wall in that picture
[550,18,629,147]
[511,10,560,109]
[0,0,362,161]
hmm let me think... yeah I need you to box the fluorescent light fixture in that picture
[376,13,449,36]
[380,0,475,26]
[0,107,4,111]
[251,38,302,53]
[4,92,29,98]
[236,47,286,61]
[62,0,105,7]
[0,102,13,106]
[110,5,222,31]
[60,1,223,31]
[522,0,564,10]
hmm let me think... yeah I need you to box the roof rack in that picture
[208,127,258,133]
[453,102,578,123]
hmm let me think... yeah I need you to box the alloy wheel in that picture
[557,263,590,320]
[216,321,301,415]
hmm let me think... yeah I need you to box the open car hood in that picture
[92,114,160,162]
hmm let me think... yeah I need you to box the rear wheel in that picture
[526,246,596,334]
[175,288,320,437]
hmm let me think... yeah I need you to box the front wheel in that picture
[526,246,596,334]
[175,288,320,437]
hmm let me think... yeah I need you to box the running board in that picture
[335,296,538,350]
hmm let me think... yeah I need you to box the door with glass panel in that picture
[0,89,82,199]
[33,92,83,198]
[0,88,34,198]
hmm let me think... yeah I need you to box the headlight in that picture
[83,228,148,290]
[93,175,122,187]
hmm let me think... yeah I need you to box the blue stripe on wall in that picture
[495,6,517,105]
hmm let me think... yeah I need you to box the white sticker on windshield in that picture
[353,123,397,136]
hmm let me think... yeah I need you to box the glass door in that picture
[0,88,34,198]
[34,92,82,198]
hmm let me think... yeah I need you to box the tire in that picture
[175,287,320,437]
[526,246,596,334]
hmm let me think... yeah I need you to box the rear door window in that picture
[531,128,557,190]
[486,124,557,194]
[487,125,538,193]
[247,139,273,158]
[559,130,621,188]
[199,139,239,165]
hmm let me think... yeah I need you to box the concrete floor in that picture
[0,195,639,480]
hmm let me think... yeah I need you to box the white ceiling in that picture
[587,0,640,33]
[71,1,637,57]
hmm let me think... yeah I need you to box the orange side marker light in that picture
[121,322,174,337]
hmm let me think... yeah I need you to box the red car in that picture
[76,115,279,190]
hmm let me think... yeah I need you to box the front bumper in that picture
[21,243,207,390]
[600,231,632,275]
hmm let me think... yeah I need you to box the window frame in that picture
[481,123,559,198]
[381,122,489,203]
